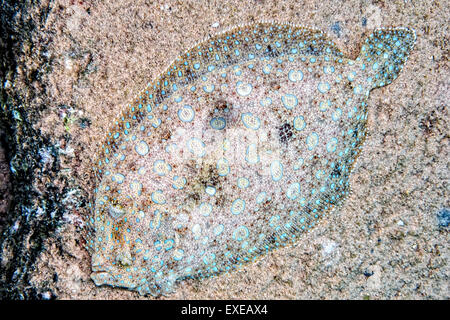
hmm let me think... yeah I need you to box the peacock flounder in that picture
[87,22,416,295]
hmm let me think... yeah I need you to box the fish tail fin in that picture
[358,27,416,89]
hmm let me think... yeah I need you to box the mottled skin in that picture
[87,23,416,295]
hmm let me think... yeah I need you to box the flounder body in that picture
[88,22,415,295]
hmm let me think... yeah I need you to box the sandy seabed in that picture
[0,0,448,299]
